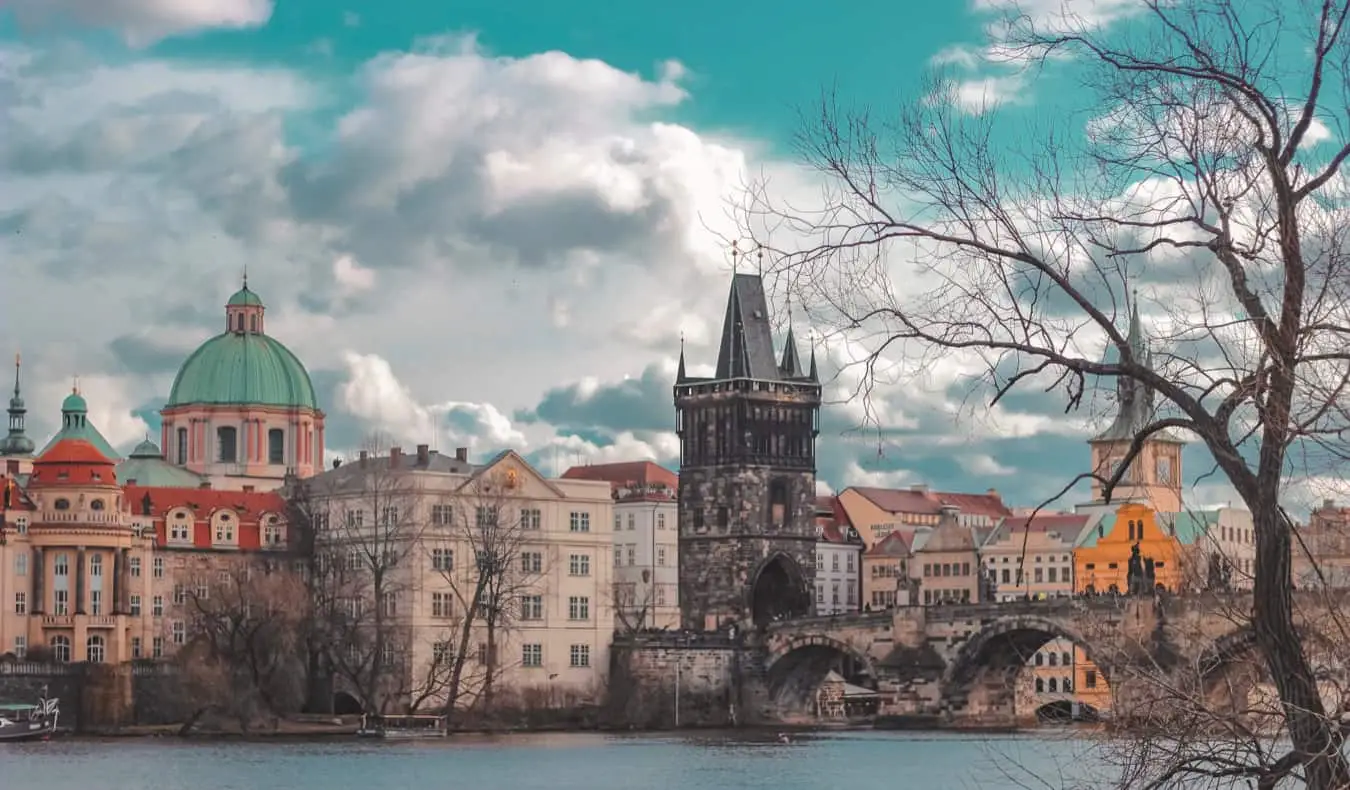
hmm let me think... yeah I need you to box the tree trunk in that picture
[1251,501,1350,788]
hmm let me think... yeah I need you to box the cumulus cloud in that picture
[6,0,274,48]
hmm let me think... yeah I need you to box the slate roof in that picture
[116,439,209,489]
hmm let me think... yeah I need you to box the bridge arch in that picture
[764,634,878,713]
[747,552,811,627]
[1197,626,1343,723]
[941,615,1111,726]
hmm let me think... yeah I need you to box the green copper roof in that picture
[167,332,318,409]
[116,439,209,488]
[228,286,264,307]
[37,399,121,461]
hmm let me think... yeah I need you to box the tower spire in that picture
[676,333,688,384]
[1,351,34,457]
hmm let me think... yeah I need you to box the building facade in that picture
[813,497,863,615]
[1294,500,1350,589]
[980,513,1088,602]
[861,531,912,611]
[913,505,985,604]
[160,280,326,491]
[303,446,614,712]
[674,272,822,630]
[836,485,1012,546]
[562,461,679,631]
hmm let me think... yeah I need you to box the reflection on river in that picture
[3,730,1116,790]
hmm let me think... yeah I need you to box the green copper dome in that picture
[62,391,88,412]
[167,332,318,409]
[228,286,264,307]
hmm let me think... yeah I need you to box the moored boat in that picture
[356,713,447,739]
[0,691,59,742]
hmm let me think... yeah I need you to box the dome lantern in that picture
[226,273,266,335]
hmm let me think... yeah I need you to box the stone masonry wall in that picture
[608,636,756,728]
[679,464,817,629]
[0,661,187,731]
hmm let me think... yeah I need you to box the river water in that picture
[3,730,1116,789]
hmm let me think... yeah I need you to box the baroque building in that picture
[160,280,326,491]
[674,272,821,630]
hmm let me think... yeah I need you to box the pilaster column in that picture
[30,547,44,615]
[111,549,122,615]
[120,548,130,616]
[75,547,86,615]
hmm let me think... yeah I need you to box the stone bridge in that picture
[752,591,1346,728]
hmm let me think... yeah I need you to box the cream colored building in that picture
[837,485,1011,546]
[304,446,614,713]
[561,462,679,631]
[979,513,1090,602]
[913,505,985,604]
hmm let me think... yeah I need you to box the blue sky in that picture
[1,0,1327,516]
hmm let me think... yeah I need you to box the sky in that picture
[0,0,1294,513]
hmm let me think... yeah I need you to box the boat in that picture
[356,713,448,739]
[0,691,59,742]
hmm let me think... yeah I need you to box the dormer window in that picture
[169,510,193,542]
[213,510,237,545]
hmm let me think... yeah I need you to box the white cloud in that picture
[949,74,1029,113]
[333,255,377,297]
[841,460,913,489]
[6,0,274,48]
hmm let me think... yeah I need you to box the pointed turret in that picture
[676,337,688,384]
[1,353,35,457]
[808,343,819,382]
[779,326,802,377]
[714,274,781,380]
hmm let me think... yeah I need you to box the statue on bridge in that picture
[1126,543,1157,596]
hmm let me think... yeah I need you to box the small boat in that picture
[356,713,448,739]
[0,692,59,742]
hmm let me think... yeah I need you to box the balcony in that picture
[86,615,118,628]
[37,511,126,526]
[41,615,73,627]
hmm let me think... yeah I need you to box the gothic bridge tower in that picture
[675,272,822,631]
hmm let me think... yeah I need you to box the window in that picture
[14,592,26,614]
[345,509,364,528]
[431,548,453,571]
[521,508,541,530]
[432,642,452,665]
[90,498,105,511]
[54,589,69,616]
[521,595,543,620]
[51,636,71,663]
[54,553,69,576]
[86,635,106,663]
[214,512,235,543]
[613,549,621,568]
[152,596,164,617]
[521,552,542,573]
[831,583,840,604]
[816,584,824,604]
[569,554,591,576]
[382,592,398,618]
[153,557,164,578]
[656,512,666,530]
[14,553,26,576]
[90,590,103,616]
[569,512,590,532]
[54,498,70,510]
[176,427,188,464]
[569,644,590,668]
[129,557,141,577]
[626,546,636,566]
[90,553,103,577]
[431,504,453,526]
[217,426,238,463]
[657,547,667,566]
[626,513,635,530]
[475,506,498,528]
[172,621,186,645]
[382,506,399,526]
[13,636,26,659]
[568,596,589,620]
[522,644,543,667]
[268,429,285,464]
[846,554,854,573]
[152,637,164,658]
[1085,670,1097,688]
[832,554,839,572]
[846,585,856,606]
[1035,677,1044,693]
[431,592,453,619]
[130,595,142,616]
[1048,677,1058,693]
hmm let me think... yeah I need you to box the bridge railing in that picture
[764,610,892,632]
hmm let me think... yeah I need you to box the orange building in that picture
[1073,503,1185,595]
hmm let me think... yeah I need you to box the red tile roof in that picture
[28,439,118,486]
[123,485,287,518]
[864,530,912,556]
[851,486,1012,518]
[561,461,677,501]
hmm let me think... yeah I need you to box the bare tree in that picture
[612,575,662,633]
[428,471,541,719]
[301,436,428,714]
[177,558,307,731]
[743,1,1350,785]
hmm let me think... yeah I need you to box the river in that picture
[3,730,1115,789]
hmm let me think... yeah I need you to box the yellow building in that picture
[1073,503,1185,595]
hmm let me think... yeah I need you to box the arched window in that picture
[1048,677,1058,693]
[268,428,285,464]
[54,498,70,511]
[51,635,71,663]
[90,553,103,576]
[249,314,258,332]
[235,314,244,332]
[90,499,105,511]
[1035,677,1044,693]
[86,635,106,663]
[1048,652,1058,666]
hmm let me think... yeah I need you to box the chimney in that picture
[455,447,468,462]
[938,504,961,526]
[416,444,430,466]
[359,450,368,468]
[390,447,403,468]
[986,488,1001,501]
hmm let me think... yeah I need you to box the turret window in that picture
[268,429,284,464]
[176,428,188,464]
[217,426,238,463]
